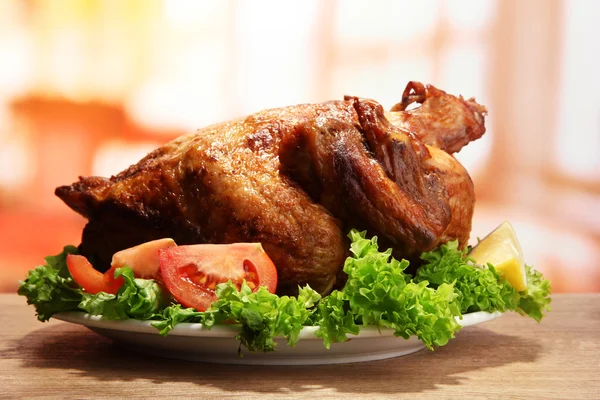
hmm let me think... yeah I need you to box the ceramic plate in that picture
[54,310,502,365]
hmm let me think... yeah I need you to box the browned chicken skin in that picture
[388,81,487,154]
[55,82,487,295]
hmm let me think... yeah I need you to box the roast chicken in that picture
[55,82,487,295]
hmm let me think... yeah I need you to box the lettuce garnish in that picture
[17,245,81,321]
[416,240,551,321]
[416,240,520,315]
[18,229,552,353]
[79,267,167,320]
[517,265,552,322]
[314,231,461,350]
[18,247,166,322]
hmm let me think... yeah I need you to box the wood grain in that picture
[1,294,598,399]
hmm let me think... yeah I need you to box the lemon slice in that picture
[469,221,527,292]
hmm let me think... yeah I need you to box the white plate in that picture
[54,311,502,365]
[54,312,502,365]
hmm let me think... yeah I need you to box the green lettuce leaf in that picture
[314,230,461,350]
[152,283,322,352]
[517,265,552,322]
[19,230,552,354]
[198,282,321,352]
[79,291,125,319]
[151,304,207,335]
[417,240,520,314]
[18,247,167,322]
[17,246,82,321]
[79,267,167,320]
[313,290,359,349]
[416,240,552,322]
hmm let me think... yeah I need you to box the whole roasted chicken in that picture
[56,82,487,295]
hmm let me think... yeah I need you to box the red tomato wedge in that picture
[69,239,178,294]
[158,243,278,311]
[103,269,125,294]
[110,238,176,280]
[67,254,121,295]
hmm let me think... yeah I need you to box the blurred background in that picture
[0,0,598,292]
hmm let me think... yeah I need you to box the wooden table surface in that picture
[1,293,598,399]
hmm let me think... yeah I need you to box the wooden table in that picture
[1,293,598,399]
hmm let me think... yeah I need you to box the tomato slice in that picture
[103,268,125,293]
[67,254,120,295]
[69,239,178,295]
[158,243,278,311]
[110,238,176,280]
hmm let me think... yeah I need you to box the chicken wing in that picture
[387,81,487,153]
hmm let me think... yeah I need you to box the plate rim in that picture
[54,310,503,340]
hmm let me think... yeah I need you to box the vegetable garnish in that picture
[416,240,551,321]
[469,221,528,291]
[18,246,166,322]
[18,245,81,322]
[159,243,278,312]
[314,231,461,350]
[18,229,551,353]
[67,254,121,295]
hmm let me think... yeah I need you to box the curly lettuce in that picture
[150,304,206,335]
[18,229,551,354]
[416,240,520,315]
[517,265,552,322]
[18,247,166,322]
[79,267,167,320]
[312,290,360,349]
[152,283,322,352]
[17,246,82,321]
[416,240,551,321]
[315,231,461,350]
[207,282,321,352]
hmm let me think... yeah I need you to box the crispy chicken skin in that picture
[55,82,486,295]
[387,81,487,154]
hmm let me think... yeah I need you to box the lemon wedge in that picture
[469,221,527,292]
